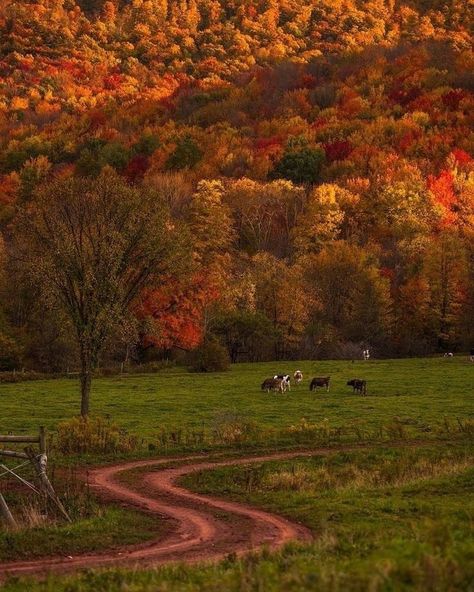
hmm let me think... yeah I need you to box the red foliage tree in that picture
[137,273,220,351]
[323,140,353,163]
[442,90,466,110]
[428,170,457,228]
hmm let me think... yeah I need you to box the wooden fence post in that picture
[0,493,17,529]
[39,426,46,455]
[25,448,71,523]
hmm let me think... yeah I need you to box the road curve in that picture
[0,451,316,580]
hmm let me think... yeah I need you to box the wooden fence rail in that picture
[0,427,46,455]
[0,436,40,443]
[0,450,29,460]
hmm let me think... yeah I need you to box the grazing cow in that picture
[347,379,367,395]
[261,377,284,393]
[444,352,454,357]
[309,377,330,392]
[294,370,303,385]
[274,374,291,391]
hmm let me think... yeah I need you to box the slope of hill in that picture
[0,0,472,367]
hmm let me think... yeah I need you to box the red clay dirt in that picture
[0,450,318,580]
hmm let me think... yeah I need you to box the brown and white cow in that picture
[294,370,303,385]
[261,377,284,393]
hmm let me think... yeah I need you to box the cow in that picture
[261,377,284,393]
[444,352,454,357]
[363,349,370,360]
[470,348,474,363]
[347,379,367,395]
[309,377,330,392]
[294,370,303,385]
[274,374,291,391]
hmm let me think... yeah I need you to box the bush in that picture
[0,332,23,371]
[188,339,230,372]
[0,370,46,383]
[55,416,139,455]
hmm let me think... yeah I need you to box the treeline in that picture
[1,166,472,372]
[0,0,472,370]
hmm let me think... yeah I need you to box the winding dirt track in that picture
[0,450,319,580]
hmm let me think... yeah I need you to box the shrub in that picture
[55,416,139,455]
[188,338,230,372]
[212,411,258,445]
[0,370,46,383]
[0,333,22,371]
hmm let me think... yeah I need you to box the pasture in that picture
[0,357,473,442]
[0,357,473,591]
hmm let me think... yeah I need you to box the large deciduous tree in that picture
[14,168,181,416]
[303,241,393,353]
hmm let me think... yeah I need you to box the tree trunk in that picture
[80,354,92,417]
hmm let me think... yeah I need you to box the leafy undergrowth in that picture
[0,507,160,562]
[3,442,473,591]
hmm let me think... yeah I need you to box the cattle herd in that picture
[261,371,368,395]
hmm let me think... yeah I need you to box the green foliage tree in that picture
[0,332,22,371]
[188,336,230,372]
[212,310,276,362]
[18,156,51,202]
[76,142,130,177]
[166,135,203,171]
[132,133,160,156]
[270,147,325,185]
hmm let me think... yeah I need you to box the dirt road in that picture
[0,450,317,579]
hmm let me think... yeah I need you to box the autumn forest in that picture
[0,0,473,373]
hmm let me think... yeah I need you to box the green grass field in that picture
[0,507,161,562]
[1,358,473,441]
[1,357,473,591]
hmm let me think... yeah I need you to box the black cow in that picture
[347,379,367,395]
[309,377,330,392]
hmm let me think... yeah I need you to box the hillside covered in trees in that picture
[0,0,473,369]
